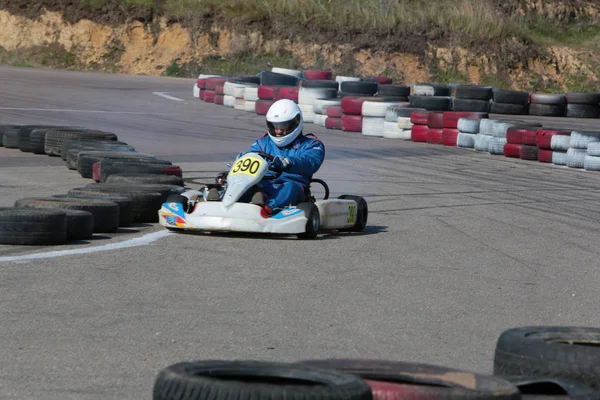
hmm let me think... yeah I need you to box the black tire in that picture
[227,75,261,85]
[56,192,135,227]
[491,102,529,115]
[302,80,339,89]
[498,376,599,400]
[492,89,530,105]
[77,151,159,178]
[44,129,117,157]
[377,84,410,97]
[105,173,184,186]
[14,197,120,233]
[409,95,452,111]
[100,162,181,183]
[65,145,136,170]
[339,91,375,98]
[0,208,68,245]
[2,127,19,148]
[295,359,520,400]
[0,125,21,147]
[340,81,378,95]
[530,93,566,105]
[566,104,600,119]
[452,98,491,112]
[412,83,451,96]
[387,107,426,118]
[29,129,50,154]
[493,326,600,390]
[153,360,373,400]
[259,71,299,86]
[68,187,159,224]
[60,209,95,240]
[565,92,600,105]
[529,103,566,117]
[454,85,494,100]
[296,202,320,239]
[337,195,368,232]
[62,138,133,161]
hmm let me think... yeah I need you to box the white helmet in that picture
[265,99,303,147]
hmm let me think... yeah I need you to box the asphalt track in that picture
[1,66,600,399]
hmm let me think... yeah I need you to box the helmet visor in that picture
[267,115,300,137]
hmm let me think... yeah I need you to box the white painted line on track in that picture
[0,107,176,115]
[153,92,185,101]
[0,230,171,263]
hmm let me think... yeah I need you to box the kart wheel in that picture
[338,195,368,232]
[296,203,320,239]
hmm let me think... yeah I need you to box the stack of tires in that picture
[535,129,572,165]
[441,112,488,146]
[456,118,481,149]
[202,77,227,103]
[567,130,600,169]
[409,83,452,111]
[425,112,444,144]
[565,92,600,118]
[194,74,221,99]
[298,80,339,124]
[452,85,493,112]
[490,89,530,115]
[325,105,343,130]
[339,81,379,133]
[504,126,541,160]
[528,93,566,117]
[361,99,410,137]
[382,107,422,140]
[410,111,430,142]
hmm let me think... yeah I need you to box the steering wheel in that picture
[255,152,282,180]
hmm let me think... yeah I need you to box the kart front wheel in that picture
[296,202,320,239]
[338,195,368,232]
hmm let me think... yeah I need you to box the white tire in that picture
[457,118,480,134]
[457,132,477,148]
[243,100,256,112]
[570,130,600,149]
[243,86,259,102]
[362,117,385,137]
[313,98,341,114]
[584,154,600,171]
[474,134,493,152]
[299,103,315,123]
[234,98,245,110]
[272,67,302,77]
[488,137,507,155]
[566,148,586,168]
[193,83,200,98]
[552,151,568,165]
[298,87,337,105]
[362,101,407,117]
[397,117,413,130]
[223,95,236,108]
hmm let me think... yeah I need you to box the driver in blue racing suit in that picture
[240,99,325,216]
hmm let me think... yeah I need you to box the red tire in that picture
[214,94,224,105]
[304,70,333,80]
[426,128,443,144]
[341,97,368,115]
[520,145,538,160]
[197,79,206,89]
[536,129,572,149]
[199,89,206,100]
[426,112,444,129]
[410,111,429,125]
[365,76,393,85]
[411,125,428,142]
[325,117,342,130]
[504,143,522,158]
[215,85,224,95]
[205,77,227,90]
[442,128,459,146]
[255,99,274,115]
[326,105,343,118]
[442,111,487,129]
[506,128,523,145]
[538,149,553,163]
[277,87,299,102]
[520,128,539,146]
[203,90,215,103]
[341,114,363,132]
[258,85,278,100]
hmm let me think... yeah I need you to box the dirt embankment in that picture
[0,0,598,92]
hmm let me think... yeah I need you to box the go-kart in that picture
[158,152,367,239]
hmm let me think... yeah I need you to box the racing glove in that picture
[270,156,290,172]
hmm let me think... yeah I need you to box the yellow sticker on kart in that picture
[230,155,264,177]
[347,203,357,224]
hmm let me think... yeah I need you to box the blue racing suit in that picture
[242,132,325,211]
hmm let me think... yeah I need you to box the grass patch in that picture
[0,44,83,70]
[529,17,600,50]
[198,51,301,76]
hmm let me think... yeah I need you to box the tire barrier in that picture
[1,123,184,245]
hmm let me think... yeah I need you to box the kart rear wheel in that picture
[296,202,320,239]
[337,195,368,232]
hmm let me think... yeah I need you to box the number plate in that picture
[229,155,264,177]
